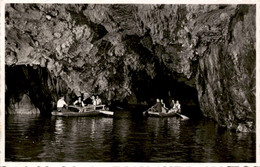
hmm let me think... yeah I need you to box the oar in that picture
[116,106,124,110]
[176,113,189,120]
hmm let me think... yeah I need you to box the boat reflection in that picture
[5,113,255,162]
[54,118,64,135]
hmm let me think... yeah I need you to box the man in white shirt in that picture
[96,96,102,105]
[175,100,181,113]
[57,96,68,112]
[91,96,97,106]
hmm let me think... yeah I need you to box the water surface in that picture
[5,111,255,162]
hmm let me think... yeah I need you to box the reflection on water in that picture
[5,112,255,162]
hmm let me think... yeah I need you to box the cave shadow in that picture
[5,65,69,115]
[126,74,204,119]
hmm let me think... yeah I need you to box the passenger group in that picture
[150,98,181,113]
[56,95,102,112]
[57,95,181,114]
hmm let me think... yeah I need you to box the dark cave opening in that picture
[131,74,203,119]
[5,65,69,115]
[6,65,203,118]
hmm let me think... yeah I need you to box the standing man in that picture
[57,96,68,112]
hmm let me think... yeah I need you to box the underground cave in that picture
[5,65,203,119]
[5,4,256,129]
[5,3,256,131]
[4,3,256,162]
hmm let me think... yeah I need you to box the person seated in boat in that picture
[170,99,175,108]
[57,96,68,112]
[160,99,168,113]
[151,98,162,113]
[91,96,97,105]
[175,100,181,113]
[73,96,85,107]
[96,96,102,105]
[168,100,178,113]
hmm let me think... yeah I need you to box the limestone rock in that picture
[7,94,40,114]
[5,4,255,131]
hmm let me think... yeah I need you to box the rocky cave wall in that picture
[5,65,73,114]
[5,4,255,131]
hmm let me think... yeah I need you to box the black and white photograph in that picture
[2,1,257,165]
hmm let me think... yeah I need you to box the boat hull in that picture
[143,111,177,117]
[99,110,114,116]
[51,110,101,117]
[52,105,114,117]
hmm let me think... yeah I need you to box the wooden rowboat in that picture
[143,110,189,119]
[51,110,102,117]
[51,110,114,117]
[143,111,177,117]
[52,105,114,117]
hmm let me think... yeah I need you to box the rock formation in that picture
[5,4,255,132]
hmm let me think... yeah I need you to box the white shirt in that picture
[176,103,181,110]
[57,99,67,108]
[96,98,102,105]
[93,99,97,106]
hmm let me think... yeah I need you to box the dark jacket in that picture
[155,102,162,113]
